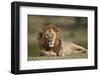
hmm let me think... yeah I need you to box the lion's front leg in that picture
[40,50,57,56]
[58,49,66,57]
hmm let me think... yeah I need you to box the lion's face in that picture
[38,24,62,52]
[42,28,56,48]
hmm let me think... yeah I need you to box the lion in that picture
[37,24,87,57]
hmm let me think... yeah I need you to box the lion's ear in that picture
[54,27,60,33]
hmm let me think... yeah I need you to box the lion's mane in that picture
[37,24,62,55]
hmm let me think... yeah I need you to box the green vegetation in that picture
[28,44,40,57]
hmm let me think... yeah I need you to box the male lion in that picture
[37,24,87,57]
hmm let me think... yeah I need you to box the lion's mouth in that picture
[48,42,54,47]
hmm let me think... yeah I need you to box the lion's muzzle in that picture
[48,41,54,47]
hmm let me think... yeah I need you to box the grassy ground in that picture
[28,53,88,61]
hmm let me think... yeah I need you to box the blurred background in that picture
[28,15,88,59]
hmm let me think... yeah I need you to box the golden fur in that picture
[37,24,87,56]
